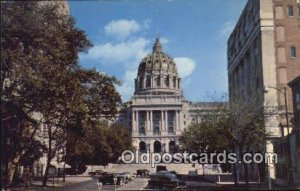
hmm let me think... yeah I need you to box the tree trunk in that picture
[7,162,17,187]
[42,158,51,186]
[63,162,66,182]
[42,125,53,187]
[6,155,22,187]
[239,146,244,185]
[244,162,249,186]
[232,146,238,185]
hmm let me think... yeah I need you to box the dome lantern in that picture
[153,36,162,53]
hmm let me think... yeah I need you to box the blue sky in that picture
[69,0,247,102]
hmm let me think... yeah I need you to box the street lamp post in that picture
[266,86,290,136]
[265,85,292,184]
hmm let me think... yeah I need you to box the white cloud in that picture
[174,57,196,78]
[143,19,151,29]
[82,37,150,67]
[104,19,151,40]
[221,21,235,37]
[117,70,137,100]
[160,37,169,45]
[80,37,151,101]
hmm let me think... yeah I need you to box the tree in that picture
[180,99,274,185]
[67,121,132,172]
[1,1,122,187]
[1,101,39,187]
[217,101,265,185]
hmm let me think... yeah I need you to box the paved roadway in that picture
[43,178,148,191]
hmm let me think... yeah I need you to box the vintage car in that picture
[148,173,186,189]
[98,172,126,185]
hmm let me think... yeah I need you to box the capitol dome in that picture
[134,37,181,95]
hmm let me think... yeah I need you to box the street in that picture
[42,178,148,191]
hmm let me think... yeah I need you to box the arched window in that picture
[139,78,143,89]
[153,78,157,87]
[139,141,146,153]
[154,141,161,153]
[156,77,161,87]
[173,77,177,88]
[165,76,169,87]
[146,77,151,88]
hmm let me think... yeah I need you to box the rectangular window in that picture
[288,5,294,16]
[291,46,297,58]
[296,92,300,110]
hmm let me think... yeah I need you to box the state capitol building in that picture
[116,37,222,154]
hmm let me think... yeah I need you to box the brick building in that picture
[227,0,300,185]
[288,76,300,185]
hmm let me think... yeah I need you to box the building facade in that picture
[288,76,300,185]
[38,1,70,15]
[227,0,300,184]
[116,37,223,154]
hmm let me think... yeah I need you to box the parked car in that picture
[89,170,104,176]
[156,165,167,172]
[148,173,186,189]
[136,169,149,177]
[188,170,198,176]
[98,172,126,185]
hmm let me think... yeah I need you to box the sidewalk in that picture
[217,182,300,190]
[6,176,93,191]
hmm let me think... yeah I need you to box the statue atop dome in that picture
[153,33,162,53]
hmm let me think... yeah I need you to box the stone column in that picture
[132,110,136,131]
[148,140,153,153]
[165,141,169,153]
[178,111,181,131]
[161,110,164,132]
[175,110,178,131]
[150,76,153,88]
[150,111,153,131]
[146,111,150,131]
[165,110,168,131]
[143,77,146,89]
[136,111,139,130]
